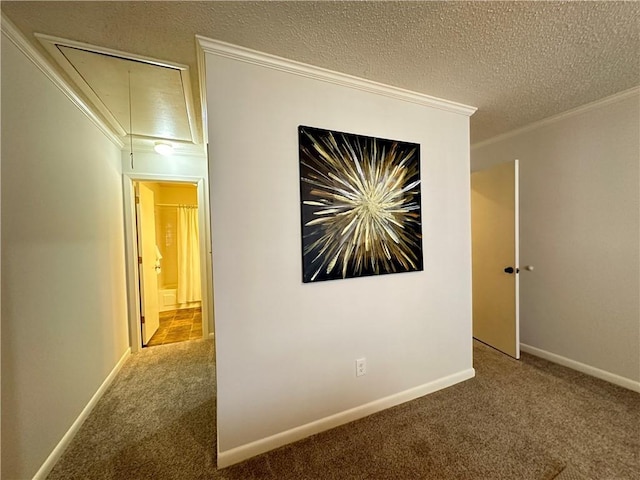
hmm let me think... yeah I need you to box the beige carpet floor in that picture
[47,339,639,480]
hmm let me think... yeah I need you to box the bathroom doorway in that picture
[126,177,210,350]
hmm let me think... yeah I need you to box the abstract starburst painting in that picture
[299,125,423,283]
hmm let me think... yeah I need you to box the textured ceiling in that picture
[2,1,639,144]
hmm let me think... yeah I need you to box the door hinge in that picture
[141,315,145,324]
[135,195,140,205]
[138,256,143,264]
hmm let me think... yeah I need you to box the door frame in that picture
[123,173,213,353]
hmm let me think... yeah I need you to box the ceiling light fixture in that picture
[154,142,174,156]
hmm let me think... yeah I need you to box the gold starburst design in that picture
[299,126,423,282]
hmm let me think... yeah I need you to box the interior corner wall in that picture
[471,91,640,384]
[1,35,129,478]
[206,53,473,455]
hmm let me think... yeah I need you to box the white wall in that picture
[206,49,474,460]
[471,89,640,386]
[1,32,130,478]
[121,149,207,178]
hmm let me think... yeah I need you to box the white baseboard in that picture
[217,367,475,468]
[33,348,132,479]
[520,343,640,393]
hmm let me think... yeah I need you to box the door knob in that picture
[504,266,519,274]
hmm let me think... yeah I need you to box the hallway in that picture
[47,340,217,479]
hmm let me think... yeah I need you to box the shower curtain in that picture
[177,205,201,304]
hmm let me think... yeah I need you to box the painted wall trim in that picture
[196,36,477,117]
[472,86,640,150]
[0,15,124,149]
[217,368,475,468]
[520,344,640,393]
[32,348,131,479]
[195,37,209,145]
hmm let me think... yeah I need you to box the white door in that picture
[136,183,160,345]
[471,160,520,358]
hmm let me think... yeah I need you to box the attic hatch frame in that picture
[35,33,199,144]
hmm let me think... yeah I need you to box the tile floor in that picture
[146,307,202,347]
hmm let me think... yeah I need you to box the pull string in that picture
[128,70,134,170]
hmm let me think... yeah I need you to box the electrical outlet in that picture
[356,358,367,377]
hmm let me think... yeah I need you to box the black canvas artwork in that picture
[299,125,423,283]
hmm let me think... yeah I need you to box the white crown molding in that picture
[195,37,209,145]
[1,15,124,149]
[472,86,640,151]
[196,36,477,117]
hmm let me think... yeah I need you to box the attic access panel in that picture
[299,126,424,283]
[36,34,197,143]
